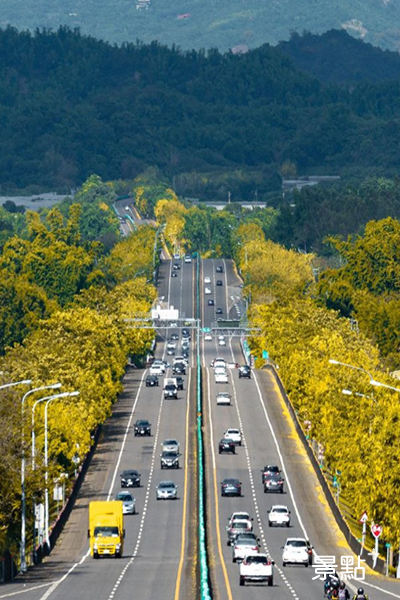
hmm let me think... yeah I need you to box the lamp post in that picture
[370,380,400,394]
[44,392,79,550]
[20,383,62,573]
[329,359,375,401]
[0,379,31,391]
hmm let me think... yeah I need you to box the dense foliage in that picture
[0,175,156,557]
[4,28,400,192]
[278,30,400,84]
[316,217,400,368]
[242,232,400,549]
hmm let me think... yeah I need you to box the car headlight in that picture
[115,543,121,551]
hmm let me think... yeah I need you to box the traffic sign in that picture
[262,350,269,359]
[359,511,368,524]
[371,524,383,538]
[202,328,211,333]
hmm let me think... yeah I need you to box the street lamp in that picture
[44,392,79,549]
[20,383,62,573]
[329,359,375,401]
[370,380,400,393]
[0,379,31,390]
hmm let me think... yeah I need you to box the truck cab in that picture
[88,501,125,558]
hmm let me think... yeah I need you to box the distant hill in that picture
[1,0,400,52]
[2,28,400,192]
[277,30,400,84]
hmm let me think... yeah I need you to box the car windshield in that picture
[273,508,288,513]
[159,482,174,489]
[237,539,253,546]
[247,556,268,565]
[227,430,239,435]
[163,452,178,458]
[116,493,132,501]
[137,421,149,426]
[232,522,249,529]
[287,540,307,548]
[94,526,119,537]
[122,471,137,477]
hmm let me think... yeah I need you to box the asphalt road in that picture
[2,256,400,600]
[200,257,400,600]
[0,258,197,600]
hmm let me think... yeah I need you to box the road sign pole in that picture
[361,521,366,556]
[373,536,379,568]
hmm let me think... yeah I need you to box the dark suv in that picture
[219,438,236,454]
[160,451,180,469]
[134,419,151,436]
[146,375,159,387]
[120,469,141,487]
[264,473,284,493]
[173,362,186,375]
[261,465,281,483]
[238,365,251,379]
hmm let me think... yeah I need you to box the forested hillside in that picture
[4,28,400,192]
[277,30,400,83]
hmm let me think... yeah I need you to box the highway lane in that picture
[0,259,197,600]
[201,257,400,600]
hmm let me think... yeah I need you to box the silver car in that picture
[162,439,180,453]
[156,481,178,500]
[115,491,136,515]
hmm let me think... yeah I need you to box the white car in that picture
[204,333,212,341]
[218,338,226,346]
[228,511,252,527]
[282,538,313,567]
[184,255,192,263]
[215,368,228,384]
[240,554,274,586]
[218,335,225,341]
[173,356,189,366]
[268,505,291,527]
[204,276,211,284]
[232,538,259,563]
[150,364,164,376]
[224,428,242,445]
[205,287,212,295]
[173,252,180,259]
[153,359,167,372]
[217,392,231,406]
[211,358,226,369]
[162,439,180,453]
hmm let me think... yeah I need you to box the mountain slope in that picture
[277,30,400,84]
[1,0,400,52]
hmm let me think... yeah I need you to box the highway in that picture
[199,257,400,600]
[2,256,400,600]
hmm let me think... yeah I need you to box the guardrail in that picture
[196,254,212,600]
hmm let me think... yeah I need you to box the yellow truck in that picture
[88,501,125,558]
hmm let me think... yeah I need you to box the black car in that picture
[219,438,236,454]
[146,375,159,387]
[134,419,151,436]
[216,307,223,315]
[173,263,180,270]
[120,469,141,487]
[170,333,179,341]
[238,365,251,379]
[182,328,191,340]
[164,383,178,399]
[160,451,180,469]
[261,465,281,483]
[171,272,178,278]
[221,478,242,496]
[173,362,186,375]
[175,376,184,390]
[216,280,223,286]
[264,473,284,493]
[216,266,223,273]
[208,299,215,306]
[182,349,189,359]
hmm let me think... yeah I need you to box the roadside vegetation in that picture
[236,222,400,555]
[0,175,156,560]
